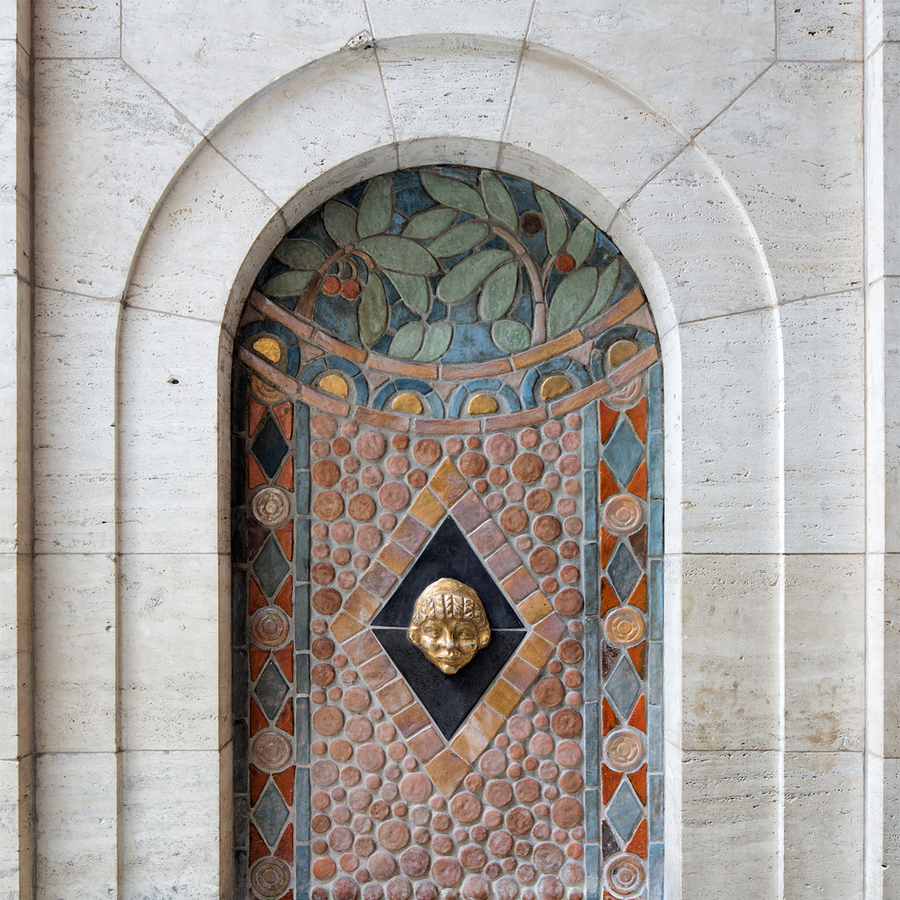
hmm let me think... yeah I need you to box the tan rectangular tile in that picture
[408,489,445,528]
[330,611,363,642]
[450,725,490,764]
[468,703,505,741]
[429,459,468,507]
[517,591,553,624]
[484,678,522,718]
[425,747,470,796]
[376,678,414,714]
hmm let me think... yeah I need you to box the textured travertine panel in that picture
[885,278,900,552]
[0,41,26,279]
[884,46,900,277]
[379,36,518,147]
[120,750,220,899]
[34,553,116,752]
[125,140,279,323]
[117,309,223,555]
[681,555,780,751]
[207,50,393,212]
[784,555,865,751]
[781,291,866,552]
[0,759,22,897]
[367,0,533,39]
[33,0,120,58]
[122,0,370,133]
[620,144,774,323]
[503,48,689,209]
[682,751,779,899]
[0,276,22,552]
[118,553,221,751]
[699,62,864,302]
[866,45,884,284]
[885,758,900,899]
[528,0,774,134]
[33,291,118,554]
[36,752,117,899]
[884,554,900,755]
[784,751,864,899]
[776,0,864,60]
[678,310,781,553]
[0,553,18,761]
[33,60,200,300]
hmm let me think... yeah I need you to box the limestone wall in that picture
[0,0,892,897]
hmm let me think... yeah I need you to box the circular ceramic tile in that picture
[252,486,291,527]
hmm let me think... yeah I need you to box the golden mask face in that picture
[407,578,491,674]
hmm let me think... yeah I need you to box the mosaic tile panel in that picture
[234,168,663,900]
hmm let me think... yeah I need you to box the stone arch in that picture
[117,36,779,897]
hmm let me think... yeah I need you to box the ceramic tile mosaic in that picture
[233,167,663,900]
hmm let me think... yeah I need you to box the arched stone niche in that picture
[117,36,782,899]
[232,165,664,899]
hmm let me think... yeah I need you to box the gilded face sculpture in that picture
[407,578,491,674]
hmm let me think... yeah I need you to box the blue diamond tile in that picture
[606,655,641,719]
[607,778,643,842]
[604,417,643,485]
[253,415,288,478]
[607,542,641,601]
[254,536,289,597]
[255,659,289,720]
[253,780,289,847]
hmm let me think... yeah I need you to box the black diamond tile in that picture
[372,518,522,628]
[607,542,641,601]
[372,518,525,738]
[255,659,289,720]
[254,535,289,597]
[253,781,289,847]
[253,415,288,479]
[604,417,643,486]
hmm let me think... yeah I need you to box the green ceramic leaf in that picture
[358,275,388,346]
[357,175,392,238]
[536,189,567,255]
[580,258,622,324]
[482,172,518,229]
[324,201,358,246]
[264,270,315,297]
[421,171,487,218]
[358,235,440,275]
[390,322,425,358]
[402,208,458,240]
[439,249,512,305]
[386,271,429,314]
[272,239,326,270]
[547,267,600,339]
[493,319,531,353]
[567,218,595,269]
[415,322,453,362]
[478,262,518,321]
[427,222,489,258]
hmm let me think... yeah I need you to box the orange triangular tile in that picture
[600,461,618,500]
[250,697,268,735]
[627,461,647,500]
[628,764,648,805]
[274,645,294,681]
[600,528,617,568]
[276,696,294,735]
[600,402,618,443]
[602,699,618,735]
[249,399,266,438]
[628,577,647,612]
[274,401,293,439]
[628,694,646,732]
[274,822,294,862]
[274,579,292,614]
[250,644,268,681]
[276,522,293,561]
[274,768,296,807]
[602,765,623,804]
[628,641,646,678]
[626,818,648,857]
[604,892,617,900]
[601,580,619,616]
[249,579,267,614]
[626,397,647,442]
[249,823,267,863]
[630,526,647,568]
[250,765,268,806]
[248,455,267,489]
[276,456,294,492]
